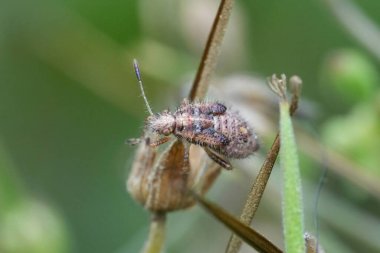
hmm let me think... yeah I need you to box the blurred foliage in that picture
[0,142,69,253]
[320,49,379,105]
[322,103,380,175]
[1,0,380,253]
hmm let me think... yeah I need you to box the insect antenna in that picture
[133,59,154,115]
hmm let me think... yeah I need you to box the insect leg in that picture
[204,147,232,170]
[197,102,227,115]
[126,138,141,146]
[201,128,230,147]
[150,136,172,147]
[178,100,226,115]
[183,142,190,167]
[207,102,227,115]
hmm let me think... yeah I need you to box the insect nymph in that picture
[132,59,259,169]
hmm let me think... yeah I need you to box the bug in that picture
[130,59,259,169]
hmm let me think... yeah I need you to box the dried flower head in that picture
[127,137,221,212]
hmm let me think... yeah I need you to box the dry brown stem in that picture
[193,192,282,253]
[189,0,235,101]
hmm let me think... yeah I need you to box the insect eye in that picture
[162,128,171,136]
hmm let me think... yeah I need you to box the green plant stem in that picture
[226,86,300,253]
[141,212,166,253]
[279,101,305,253]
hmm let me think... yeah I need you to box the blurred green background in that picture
[1,0,380,252]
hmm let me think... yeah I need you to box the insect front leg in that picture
[150,136,172,147]
[126,138,142,146]
[204,147,232,169]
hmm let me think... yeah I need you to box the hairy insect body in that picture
[131,60,258,168]
[214,110,259,158]
[174,101,228,147]
[147,100,259,163]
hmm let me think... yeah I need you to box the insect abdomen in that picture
[213,111,259,158]
[171,101,258,159]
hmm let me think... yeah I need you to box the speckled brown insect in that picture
[131,60,259,169]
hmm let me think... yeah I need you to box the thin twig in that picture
[188,0,235,101]
[324,0,380,62]
[141,212,166,253]
[226,76,301,253]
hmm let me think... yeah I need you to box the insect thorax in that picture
[147,112,176,136]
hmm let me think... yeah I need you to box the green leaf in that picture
[279,101,305,253]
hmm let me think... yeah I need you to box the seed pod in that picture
[127,137,221,212]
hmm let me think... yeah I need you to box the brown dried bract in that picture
[127,137,221,212]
